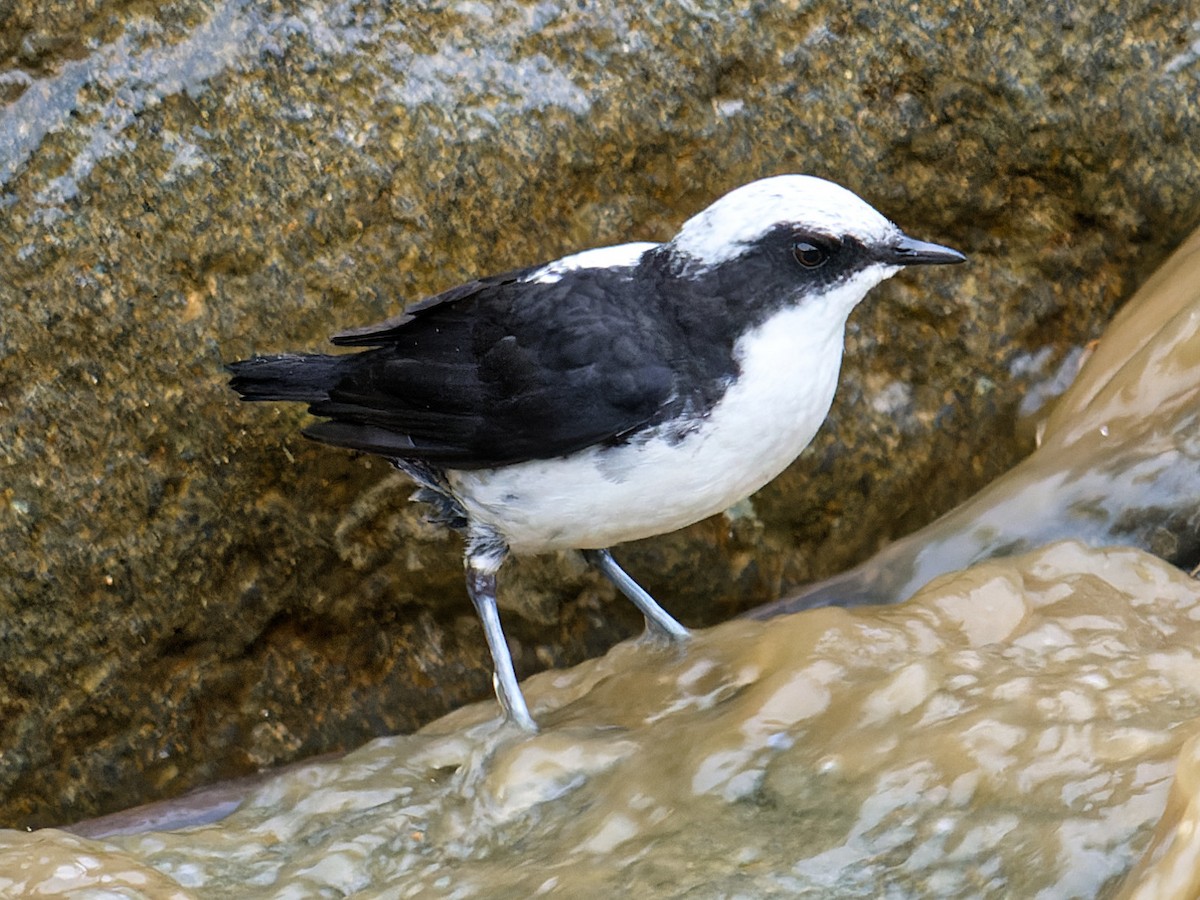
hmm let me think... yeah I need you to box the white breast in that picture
[449,268,896,553]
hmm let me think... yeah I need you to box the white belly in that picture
[448,289,868,554]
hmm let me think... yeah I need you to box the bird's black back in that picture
[247,256,695,469]
[229,225,879,470]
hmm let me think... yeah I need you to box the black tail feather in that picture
[226,354,345,403]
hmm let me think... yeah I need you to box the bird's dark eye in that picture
[792,240,829,269]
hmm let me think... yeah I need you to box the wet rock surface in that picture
[4,542,1200,897]
[2,0,1200,826]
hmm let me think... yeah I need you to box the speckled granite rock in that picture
[2,0,1199,826]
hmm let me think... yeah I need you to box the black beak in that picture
[884,234,966,267]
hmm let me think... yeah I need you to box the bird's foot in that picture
[638,618,691,646]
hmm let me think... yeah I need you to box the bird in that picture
[227,174,965,731]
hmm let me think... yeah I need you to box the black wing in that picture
[302,263,676,469]
[326,266,536,347]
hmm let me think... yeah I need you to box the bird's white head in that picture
[670,175,896,268]
[667,172,955,271]
[663,174,965,319]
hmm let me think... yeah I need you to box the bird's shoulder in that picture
[328,264,539,347]
[329,242,666,348]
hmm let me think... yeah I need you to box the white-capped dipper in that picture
[228,175,965,730]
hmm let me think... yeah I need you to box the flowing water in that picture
[2,541,1200,897]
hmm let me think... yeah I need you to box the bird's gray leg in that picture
[582,548,689,641]
[465,564,537,732]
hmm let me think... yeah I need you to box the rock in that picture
[7,541,1200,896]
[2,0,1200,825]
